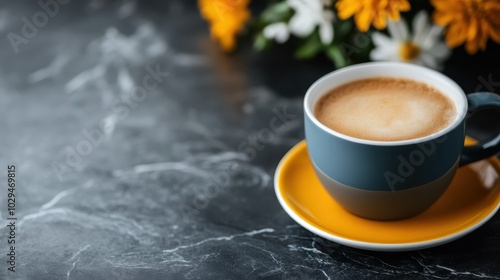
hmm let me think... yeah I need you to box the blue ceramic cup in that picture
[304,62,500,220]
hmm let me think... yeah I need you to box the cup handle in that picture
[460,92,500,166]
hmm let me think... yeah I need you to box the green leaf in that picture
[261,2,292,23]
[294,32,323,59]
[335,20,354,40]
[325,45,348,68]
[254,32,271,51]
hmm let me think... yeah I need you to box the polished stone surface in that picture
[0,1,499,279]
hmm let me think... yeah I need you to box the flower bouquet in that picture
[198,0,500,70]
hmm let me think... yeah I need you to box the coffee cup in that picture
[304,62,500,220]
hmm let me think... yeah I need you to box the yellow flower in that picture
[336,0,411,32]
[198,0,251,52]
[431,0,500,54]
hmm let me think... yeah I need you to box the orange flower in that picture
[336,0,411,32]
[431,0,500,54]
[198,0,251,52]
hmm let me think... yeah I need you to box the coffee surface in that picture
[314,78,456,141]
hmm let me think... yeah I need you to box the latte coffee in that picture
[314,78,456,141]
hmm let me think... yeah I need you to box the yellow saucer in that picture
[274,139,500,251]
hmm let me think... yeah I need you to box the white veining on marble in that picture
[163,228,275,253]
[104,213,161,239]
[288,244,325,255]
[180,252,223,279]
[18,208,69,227]
[200,151,249,162]
[106,261,154,270]
[113,162,212,178]
[103,254,159,270]
[120,74,141,105]
[64,23,167,98]
[411,255,437,275]
[285,224,302,229]
[18,208,160,245]
[101,113,119,138]
[245,243,283,277]
[242,165,272,188]
[339,250,397,276]
[40,180,95,210]
[117,68,134,92]
[159,252,191,264]
[40,189,77,210]
[69,245,91,262]
[65,64,106,94]
[293,264,331,280]
[287,239,335,266]
[347,250,402,272]
[29,54,72,83]
[435,265,500,279]
[98,25,167,64]
[320,269,332,280]
[113,150,255,178]
[66,259,79,280]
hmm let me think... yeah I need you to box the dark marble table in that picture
[1,1,499,279]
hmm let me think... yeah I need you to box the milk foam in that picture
[314,78,456,141]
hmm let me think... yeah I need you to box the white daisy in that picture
[263,0,334,45]
[370,11,451,69]
[288,0,334,44]
[263,22,290,43]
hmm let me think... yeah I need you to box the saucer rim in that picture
[274,140,500,252]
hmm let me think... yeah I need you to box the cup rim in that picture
[304,62,468,146]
